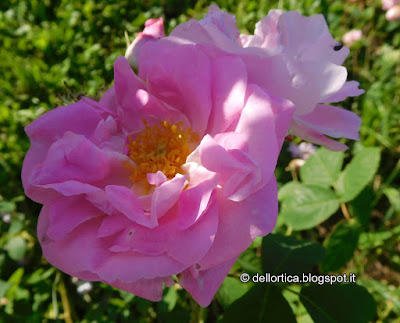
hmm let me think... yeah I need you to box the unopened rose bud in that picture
[125,18,165,70]
[342,29,362,47]
[382,0,399,11]
[386,5,400,21]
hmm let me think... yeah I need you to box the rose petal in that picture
[41,216,110,277]
[32,132,110,185]
[294,104,361,140]
[290,120,349,151]
[109,277,166,302]
[151,174,187,226]
[97,251,187,283]
[179,257,236,307]
[199,177,278,270]
[235,84,280,189]
[147,171,167,187]
[168,198,218,264]
[138,42,212,136]
[207,55,247,135]
[105,185,153,228]
[320,81,365,103]
[47,196,102,240]
[178,163,219,229]
[97,214,133,237]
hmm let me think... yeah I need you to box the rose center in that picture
[126,120,199,181]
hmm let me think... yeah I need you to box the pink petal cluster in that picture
[129,5,363,151]
[382,0,400,21]
[22,26,293,307]
[342,29,362,47]
[22,5,362,307]
[386,5,400,21]
[382,0,399,11]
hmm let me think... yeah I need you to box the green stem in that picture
[59,276,73,323]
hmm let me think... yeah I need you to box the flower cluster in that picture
[22,6,362,306]
[383,0,400,21]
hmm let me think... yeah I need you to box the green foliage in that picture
[336,147,381,203]
[300,284,376,323]
[0,0,399,322]
[300,148,344,187]
[279,145,382,230]
[321,220,361,273]
[221,285,296,323]
[262,234,325,276]
[279,184,340,230]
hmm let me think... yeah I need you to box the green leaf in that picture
[6,236,27,261]
[8,219,23,235]
[26,267,55,285]
[300,147,344,187]
[300,284,376,323]
[278,181,303,201]
[0,279,12,298]
[357,278,400,316]
[237,249,263,275]
[358,227,400,250]
[336,147,381,203]
[0,201,15,213]
[163,287,177,312]
[279,184,340,230]
[220,285,296,323]
[349,186,374,226]
[218,277,250,309]
[8,268,24,286]
[321,220,361,273]
[383,187,400,212]
[262,234,325,276]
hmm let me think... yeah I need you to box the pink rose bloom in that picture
[140,6,362,151]
[22,35,294,305]
[386,5,400,20]
[342,29,362,47]
[382,0,400,10]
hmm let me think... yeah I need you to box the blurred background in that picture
[0,0,399,322]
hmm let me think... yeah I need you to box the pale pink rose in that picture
[386,5,400,20]
[342,29,362,47]
[22,40,294,305]
[161,5,363,151]
[382,0,400,10]
[125,18,165,69]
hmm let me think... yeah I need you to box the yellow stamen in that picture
[125,120,199,181]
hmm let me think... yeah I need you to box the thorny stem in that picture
[59,277,73,323]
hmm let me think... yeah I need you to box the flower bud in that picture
[386,5,400,21]
[125,18,165,70]
[382,0,399,11]
[342,29,362,47]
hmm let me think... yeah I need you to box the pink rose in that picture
[386,5,400,20]
[153,5,362,151]
[382,0,400,11]
[22,38,294,305]
[342,29,362,47]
